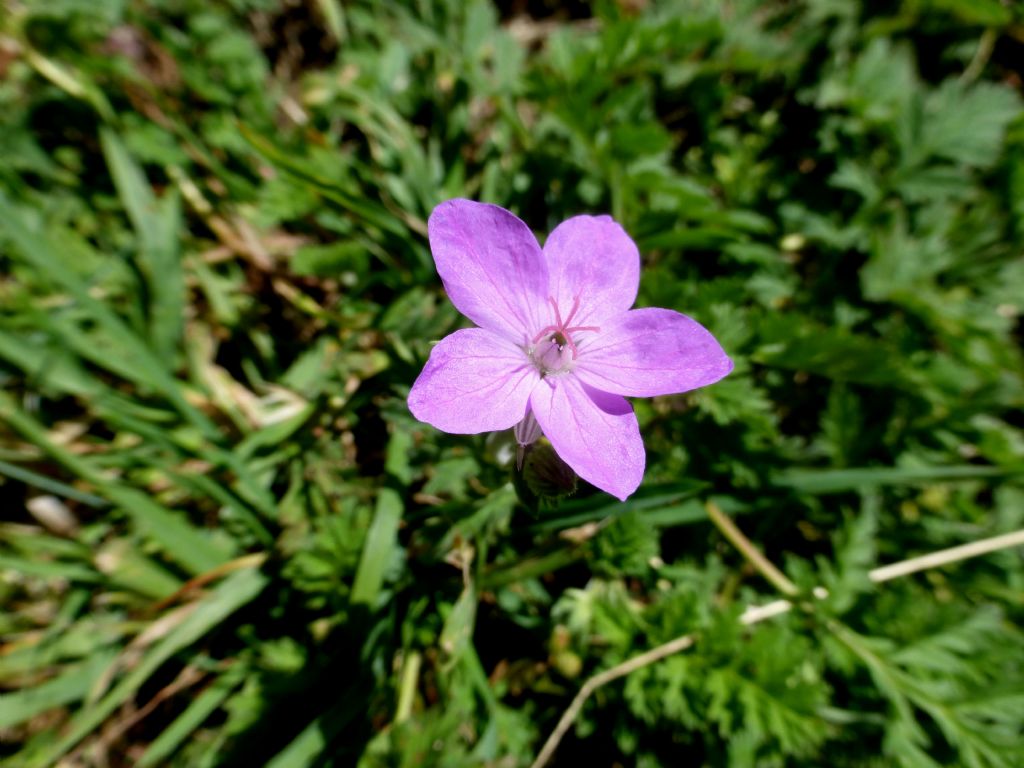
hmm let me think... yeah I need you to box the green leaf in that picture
[923,0,1012,26]
[754,315,911,387]
[0,651,117,729]
[100,128,186,360]
[921,81,1022,168]
[34,567,268,767]
[774,464,1012,494]
[350,488,404,607]
[0,194,217,439]
[265,698,364,768]
[0,392,232,575]
[137,666,246,767]
[440,584,478,667]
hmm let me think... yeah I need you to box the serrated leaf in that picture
[921,81,1022,168]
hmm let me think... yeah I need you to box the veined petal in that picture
[429,199,548,342]
[530,377,644,501]
[542,215,639,328]
[575,308,733,397]
[408,328,539,433]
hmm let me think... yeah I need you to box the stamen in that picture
[532,324,561,344]
[547,297,563,328]
[565,324,600,358]
[562,295,581,327]
[529,295,600,366]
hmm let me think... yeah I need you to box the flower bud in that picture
[522,443,577,499]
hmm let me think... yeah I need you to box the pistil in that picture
[530,295,600,367]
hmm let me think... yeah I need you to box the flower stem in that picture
[395,650,421,724]
[705,500,799,597]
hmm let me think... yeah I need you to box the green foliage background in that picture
[2,0,1024,765]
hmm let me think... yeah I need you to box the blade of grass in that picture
[238,124,408,239]
[0,392,232,575]
[0,328,188,429]
[264,696,363,768]
[0,322,277,535]
[82,394,279,537]
[29,307,166,391]
[96,540,185,600]
[527,481,709,533]
[100,129,186,361]
[315,0,347,42]
[0,194,218,440]
[167,470,274,548]
[481,547,585,590]
[774,464,1014,494]
[136,665,247,767]
[0,650,117,729]
[0,554,100,584]
[0,459,108,508]
[22,46,114,121]
[2,526,91,564]
[32,567,267,767]
[350,488,403,607]
[83,394,279,527]
[0,617,127,680]
[0,329,104,401]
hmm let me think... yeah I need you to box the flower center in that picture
[528,295,600,376]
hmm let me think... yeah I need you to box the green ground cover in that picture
[1,0,1024,765]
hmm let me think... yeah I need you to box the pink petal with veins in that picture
[575,308,733,398]
[409,328,540,433]
[429,200,548,343]
[530,377,644,501]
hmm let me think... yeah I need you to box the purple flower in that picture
[408,199,733,501]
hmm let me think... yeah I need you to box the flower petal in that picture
[543,215,640,327]
[429,199,548,342]
[575,308,733,397]
[530,377,644,501]
[408,328,540,433]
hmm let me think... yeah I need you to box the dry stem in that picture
[529,525,1024,768]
